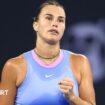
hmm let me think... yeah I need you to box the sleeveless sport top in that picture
[15,49,79,105]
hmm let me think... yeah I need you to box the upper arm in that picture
[79,56,96,105]
[0,59,18,105]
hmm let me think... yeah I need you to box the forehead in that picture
[39,5,66,18]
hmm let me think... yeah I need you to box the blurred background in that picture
[0,0,105,105]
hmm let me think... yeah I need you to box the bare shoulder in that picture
[0,54,27,104]
[70,52,90,85]
[1,54,26,87]
[70,52,91,74]
[70,52,88,61]
[70,52,89,69]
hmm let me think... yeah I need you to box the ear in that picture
[33,21,38,32]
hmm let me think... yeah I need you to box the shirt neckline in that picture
[31,49,63,68]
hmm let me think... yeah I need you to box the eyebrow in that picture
[44,14,65,19]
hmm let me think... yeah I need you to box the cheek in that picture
[61,25,65,33]
[38,21,49,32]
[40,19,49,26]
[60,25,65,38]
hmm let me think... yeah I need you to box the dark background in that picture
[0,0,105,105]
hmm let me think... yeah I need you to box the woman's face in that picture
[33,5,66,44]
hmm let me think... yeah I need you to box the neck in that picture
[35,38,60,60]
[35,49,60,59]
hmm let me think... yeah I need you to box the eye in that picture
[45,16,52,20]
[58,19,64,23]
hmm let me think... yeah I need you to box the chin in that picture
[47,39,59,45]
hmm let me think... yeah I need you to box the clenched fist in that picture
[58,77,75,101]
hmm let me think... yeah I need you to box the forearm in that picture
[68,95,95,105]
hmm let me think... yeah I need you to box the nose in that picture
[51,20,58,28]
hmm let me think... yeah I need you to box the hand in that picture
[58,77,75,100]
